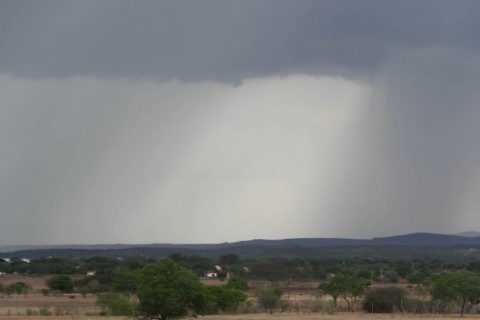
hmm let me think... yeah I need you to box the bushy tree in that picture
[206,286,246,312]
[431,272,480,317]
[254,286,283,314]
[319,274,368,311]
[362,286,406,313]
[46,275,74,293]
[225,275,248,291]
[135,258,211,320]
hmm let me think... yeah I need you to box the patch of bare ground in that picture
[0,294,99,317]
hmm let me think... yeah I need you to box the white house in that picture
[204,272,218,279]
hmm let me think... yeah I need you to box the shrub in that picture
[384,270,399,283]
[95,292,133,316]
[225,275,248,291]
[46,275,74,293]
[39,307,51,316]
[206,286,247,312]
[402,297,430,313]
[363,286,406,313]
[254,286,283,314]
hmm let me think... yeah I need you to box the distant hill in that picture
[457,231,480,237]
[2,232,480,260]
[370,232,480,246]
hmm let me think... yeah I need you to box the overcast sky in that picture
[1,0,480,245]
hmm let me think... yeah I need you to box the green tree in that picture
[46,275,74,293]
[225,275,248,291]
[254,286,283,314]
[431,272,480,317]
[206,286,246,312]
[319,274,368,311]
[135,258,211,320]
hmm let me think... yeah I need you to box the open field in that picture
[0,295,99,317]
[0,292,478,320]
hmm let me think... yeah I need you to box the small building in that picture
[86,270,97,276]
[204,272,218,279]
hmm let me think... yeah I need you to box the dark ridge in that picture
[2,232,480,260]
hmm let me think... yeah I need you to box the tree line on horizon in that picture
[3,252,480,281]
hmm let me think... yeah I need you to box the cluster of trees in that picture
[114,258,248,319]
[37,258,249,318]
[0,281,30,296]
[0,257,77,274]
[317,271,480,317]
[431,272,480,317]
[95,258,480,318]
[243,257,480,285]
[3,251,480,285]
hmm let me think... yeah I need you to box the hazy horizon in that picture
[1,230,480,249]
[1,1,480,245]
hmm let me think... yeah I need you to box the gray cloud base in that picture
[1,0,479,82]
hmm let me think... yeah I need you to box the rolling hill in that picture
[2,232,480,260]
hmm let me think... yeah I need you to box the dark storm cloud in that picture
[1,0,479,82]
